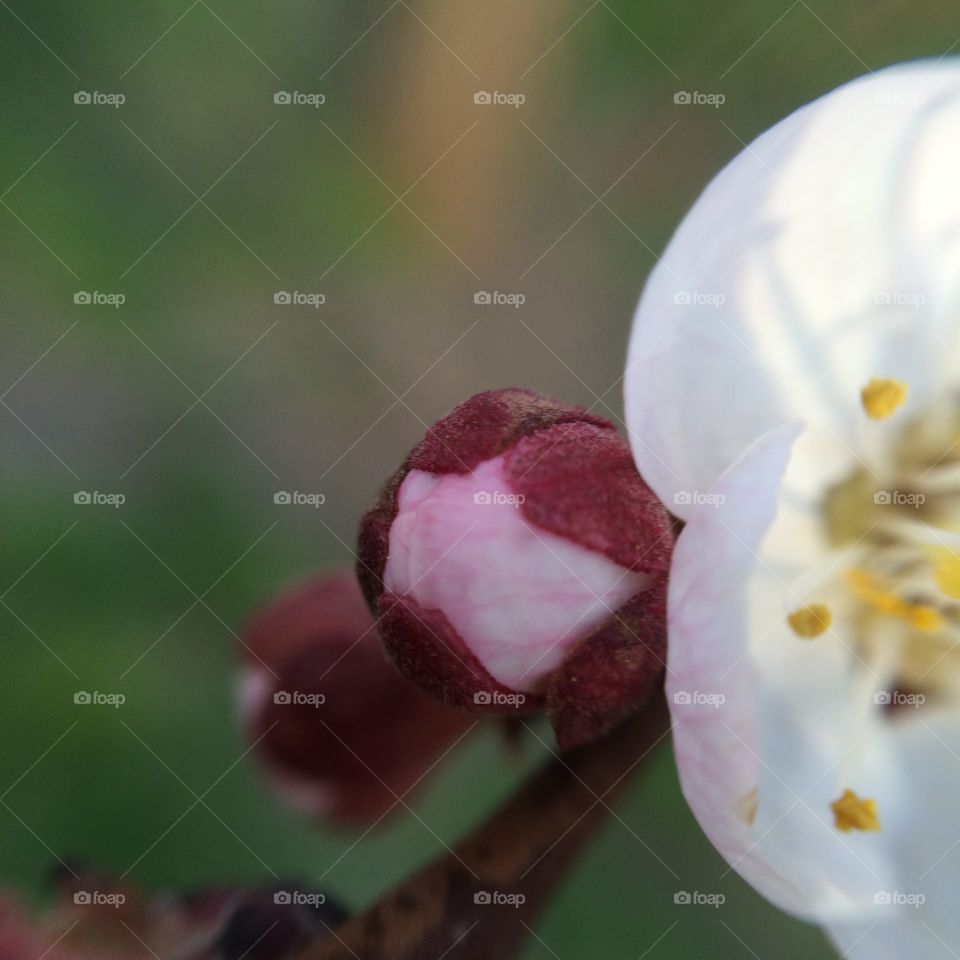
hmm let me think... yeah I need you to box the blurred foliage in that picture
[1,1,953,956]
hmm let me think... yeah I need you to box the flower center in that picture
[795,381,960,701]
[785,378,960,831]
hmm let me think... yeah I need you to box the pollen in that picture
[787,603,832,638]
[861,378,908,420]
[831,788,881,833]
[845,569,944,632]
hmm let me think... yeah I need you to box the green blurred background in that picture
[1,1,949,956]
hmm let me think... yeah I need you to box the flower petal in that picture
[669,423,899,919]
[668,423,807,911]
[827,710,960,959]
[626,61,960,518]
[384,458,647,691]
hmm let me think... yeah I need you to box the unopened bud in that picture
[240,571,473,826]
[357,389,674,749]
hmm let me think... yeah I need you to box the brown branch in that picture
[296,692,671,960]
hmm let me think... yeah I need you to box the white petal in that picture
[384,458,647,691]
[669,423,900,920]
[829,920,952,960]
[827,709,960,959]
[668,423,808,912]
[626,61,960,518]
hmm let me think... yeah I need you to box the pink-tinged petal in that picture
[626,61,960,518]
[668,425,804,911]
[670,423,899,921]
[384,457,649,691]
[377,591,533,712]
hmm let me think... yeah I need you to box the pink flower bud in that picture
[239,571,473,827]
[357,389,674,750]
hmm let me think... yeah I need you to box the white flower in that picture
[625,61,960,958]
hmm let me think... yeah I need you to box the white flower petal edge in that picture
[626,61,960,520]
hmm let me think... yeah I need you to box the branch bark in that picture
[296,692,671,960]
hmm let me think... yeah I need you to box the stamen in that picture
[787,604,832,638]
[737,788,759,825]
[831,788,881,833]
[845,569,944,632]
[861,378,908,420]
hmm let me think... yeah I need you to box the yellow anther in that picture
[831,789,881,833]
[738,788,759,826]
[931,548,960,600]
[861,378,908,420]
[845,569,944,632]
[787,603,833,638]
[908,606,944,631]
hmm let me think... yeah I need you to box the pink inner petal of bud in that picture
[383,457,649,692]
